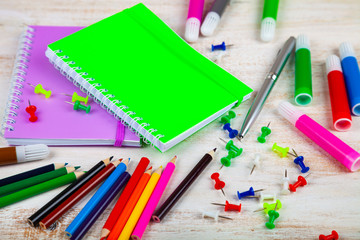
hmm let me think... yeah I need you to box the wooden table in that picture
[1,0,360,239]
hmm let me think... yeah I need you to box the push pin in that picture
[25,100,38,122]
[259,192,276,203]
[223,123,238,138]
[202,210,232,222]
[272,143,296,158]
[62,92,89,104]
[211,41,233,52]
[257,122,271,143]
[289,174,309,192]
[219,138,243,157]
[265,201,280,229]
[319,230,339,240]
[210,172,226,196]
[292,149,310,173]
[66,100,91,114]
[211,201,241,212]
[254,200,282,214]
[237,187,264,200]
[28,83,52,98]
[280,169,290,195]
[220,151,236,168]
[220,111,236,124]
[250,154,261,175]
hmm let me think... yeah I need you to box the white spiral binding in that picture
[45,47,165,149]
[1,26,34,134]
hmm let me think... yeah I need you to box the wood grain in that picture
[0,0,360,239]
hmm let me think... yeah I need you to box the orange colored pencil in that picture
[107,167,152,240]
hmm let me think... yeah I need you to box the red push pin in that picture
[319,230,339,240]
[212,200,241,212]
[289,175,309,192]
[25,100,38,122]
[211,172,226,196]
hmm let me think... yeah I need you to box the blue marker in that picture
[340,42,360,116]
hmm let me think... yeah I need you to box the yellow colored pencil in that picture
[117,166,162,240]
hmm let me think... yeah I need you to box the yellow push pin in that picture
[27,83,52,98]
[62,92,89,104]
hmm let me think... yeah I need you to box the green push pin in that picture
[220,150,236,167]
[220,138,243,157]
[265,201,280,229]
[257,122,271,143]
[272,143,296,158]
[66,100,91,113]
[220,111,236,124]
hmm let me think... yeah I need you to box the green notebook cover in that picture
[46,3,252,152]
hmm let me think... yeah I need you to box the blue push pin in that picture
[223,123,238,138]
[237,187,264,200]
[211,41,232,52]
[292,149,310,173]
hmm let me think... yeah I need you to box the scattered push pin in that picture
[257,122,271,143]
[25,100,38,122]
[211,201,242,212]
[220,151,236,169]
[259,192,276,203]
[210,172,226,196]
[265,200,280,229]
[220,111,236,124]
[219,138,243,156]
[254,200,282,214]
[223,123,238,138]
[250,154,261,175]
[237,187,264,200]
[289,174,310,192]
[280,169,290,195]
[27,83,52,98]
[202,210,232,222]
[66,100,91,114]
[319,230,339,240]
[292,149,310,173]
[272,143,296,158]
[62,92,89,104]
[211,41,233,52]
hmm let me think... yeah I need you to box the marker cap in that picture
[260,17,276,42]
[200,12,220,37]
[185,17,200,42]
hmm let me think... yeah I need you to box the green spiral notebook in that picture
[45,3,252,152]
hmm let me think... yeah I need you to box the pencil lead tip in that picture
[74,166,81,170]
[148,166,153,170]
[213,148,217,152]
[64,163,68,166]
[110,156,114,160]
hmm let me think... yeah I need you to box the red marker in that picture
[26,100,38,122]
[326,55,352,131]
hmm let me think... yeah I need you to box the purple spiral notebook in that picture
[1,25,141,147]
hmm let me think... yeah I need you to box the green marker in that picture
[295,34,312,106]
[260,0,280,42]
[0,172,85,208]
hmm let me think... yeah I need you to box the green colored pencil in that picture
[0,172,85,208]
[0,166,80,196]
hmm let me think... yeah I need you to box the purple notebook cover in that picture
[3,26,140,146]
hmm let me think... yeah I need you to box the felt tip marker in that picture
[200,0,230,37]
[185,0,205,42]
[260,0,280,42]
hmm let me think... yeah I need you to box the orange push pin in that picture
[28,83,52,98]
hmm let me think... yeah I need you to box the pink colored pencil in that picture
[130,156,177,240]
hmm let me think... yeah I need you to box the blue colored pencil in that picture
[65,159,128,238]
[70,172,131,240]
[0,163,67,187]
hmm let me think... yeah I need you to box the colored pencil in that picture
[132,157,177,240]
[0,166,80,197]
[107,167,152,240]
[152,149,216,222]
[0,163,67,187]
[27,157,112,227]
[118,166,163,240]
[70,172,131,240]
[101,157,150,240]
[0,172,84,208]
[65,159,129,238]
[39,158,120,229]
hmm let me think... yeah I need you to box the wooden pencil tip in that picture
[170,155,177,164]
[213,148,217,152]
[100,229,110,240]
[64,163,68,166]
[110,156,114,160]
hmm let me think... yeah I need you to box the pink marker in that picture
[278,101,360,172]
[131,157,176,240]
[184,0,205,42]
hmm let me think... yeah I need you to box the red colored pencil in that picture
[100,157,149,240]
[39,159,122,229]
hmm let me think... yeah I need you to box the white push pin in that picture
[259,192,277,203]
[281,169,290,195]
[202,210,232,222]
[250,154,261,175]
